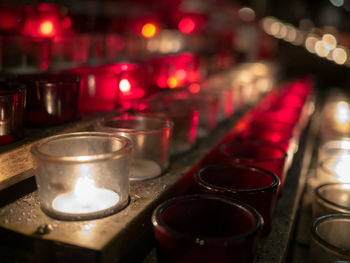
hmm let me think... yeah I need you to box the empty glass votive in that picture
[217,140,288,191]
[152,195,263,263]
[310,214,350,263]
[95,114,173,180]
[0,81,26,145]
[136,99,199,155]
[313,183,350,219]
[195,164,279,234]
[31,132,132,220]
[192,92,219,138]
[19,73,80,127]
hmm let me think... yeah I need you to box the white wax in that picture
[53,188,119,214]
[130,159,162,180]
[52,164,119,214]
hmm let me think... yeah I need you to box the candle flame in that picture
[336,101,350,125]
[141,23,157,38]
[39,20,54,36]
[331,153,350,183]
[119,79,131,93]
[73,165,97,207]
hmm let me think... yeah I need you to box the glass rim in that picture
[312,214,350,256]
[31,132,133,163]
[315,183,350,212]
[219,140,288,163]
[96,114,174,134]
[0,81,26,95]
[152,194,263,243]
[320,138,350,150]
[196,163,280,193]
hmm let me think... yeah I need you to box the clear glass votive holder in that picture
[0,81,26,145]
[317,154,350,184]
[95,114,173,180]
[136,98,199,155]
[217,140,288,191]
[310,214,350,263]
[318,138,350,164]
[313,183,350,219]
[152,194,263,263]
[195,164,279,234]
[192,92,219,138]
[31,132,133,221]
[18,73,80,127]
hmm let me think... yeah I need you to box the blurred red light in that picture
[141,23,157,38]
[39,20,54,36]
[189,83,200,94]
[0,12,17,30]
[178,17,196,34]
[61,17,71,29]
[168,77,179,88]
[119,79,131,93]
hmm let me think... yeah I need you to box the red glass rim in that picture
[152,194,263,243]
[17,73,80,85]
[0,81,25,95]
[218,140,288,163]
[196,164,280,193]
[68,66,118,77]
[136,101,198,118]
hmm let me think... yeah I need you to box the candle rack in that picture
[0,93,316,263]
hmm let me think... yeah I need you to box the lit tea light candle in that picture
[330,153,350,183]
[318,153,350,185]
[31,132,132,220]
[53,164,119,213]
[321,95,350,139]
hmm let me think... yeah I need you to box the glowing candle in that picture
[330,153,350,183]
[53,164,119,214]
[335,101,350,125]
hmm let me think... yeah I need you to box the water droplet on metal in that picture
[36,224,53,235]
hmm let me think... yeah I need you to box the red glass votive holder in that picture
[217,140,288,191]
[19,73,80,126]
[152,195,263,263]
[253,108,301,126]
[68,66,120,113]
[99,63,151,110]
[270,92,306,111]
[2,35,51,73]
[195,164,279,234]
[0,81,25,145]
[239,121,298,155]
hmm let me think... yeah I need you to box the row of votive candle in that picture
[0,60,275,148]
[151,78,314,262]
[307,90,350,262]
[28,67,277,221]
